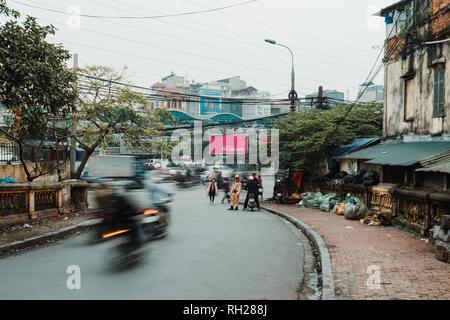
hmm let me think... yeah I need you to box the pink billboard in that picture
[210,135,248,154]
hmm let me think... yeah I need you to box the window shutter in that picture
[439,68,445,116]
[433,67,445,117]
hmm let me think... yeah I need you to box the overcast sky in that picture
[7,0,395,100]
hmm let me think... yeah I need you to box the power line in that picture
[37,17,357,88]
[9,0,259,19]
[76,78,303,108]
[180,0,376,55]
[109,0,372,69]
[315,0,429,149]
[161,113,290,132]
[24,4,366,87]
[48,36,321,95]
[13,0,372,96]
[18,0,372,76]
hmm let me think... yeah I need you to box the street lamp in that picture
[265,39,297,113]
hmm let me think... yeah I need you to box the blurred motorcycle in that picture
[247,192,257,211]
[91,177,172,269]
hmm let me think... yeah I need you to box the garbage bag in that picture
[334,171,348,179]
[319,193,337,212]
[362,171,379,186]
[0,177,15,183]
[333,203,345,215]
[329,198,339,211]
[353,170,366,184]
[344,198,370,220]
[342,175,355,184]
[302,192,322,208]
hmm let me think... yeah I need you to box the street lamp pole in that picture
[265,39,297,113]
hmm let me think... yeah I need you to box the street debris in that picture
[298,190,393,228]
[343,197,370,220]
[433,215,450,263]
[22,223,32,228]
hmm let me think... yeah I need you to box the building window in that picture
[404,78,414,121]
[433,66,445,117]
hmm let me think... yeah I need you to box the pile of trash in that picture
[0,177,15,183]
[300,192,342,214]
[328,171,380,186]
[298,191,389,226]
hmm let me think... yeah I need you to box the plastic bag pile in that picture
[300,192,371,221]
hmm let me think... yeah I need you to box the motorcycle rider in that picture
[243,175,260,211]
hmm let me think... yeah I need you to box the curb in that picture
[0,220,97,257]
[260,205,336,300]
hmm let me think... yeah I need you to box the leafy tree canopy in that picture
[72,65,175,178]
[275,103,383,173]
[0,0,76,137]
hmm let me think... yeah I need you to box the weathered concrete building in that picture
[320,0,450,237]
[380,0,449,140]
[339,0,450,189]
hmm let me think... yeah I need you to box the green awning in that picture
[335,141,450,166]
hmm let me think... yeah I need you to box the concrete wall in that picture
[0,161,69,183]
[384,41,449,138]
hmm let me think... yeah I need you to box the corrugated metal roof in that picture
[416,161,450,174]
[416,150,450,174]
[331,138,381,158]
[335,141,450,166]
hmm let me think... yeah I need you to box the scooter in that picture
[275,192,284,204]
[248,193,257,211]
[91,178,172,269]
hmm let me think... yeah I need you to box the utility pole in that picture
[265,39,297,113]
[70,53,78,179]
[317,86,323,109]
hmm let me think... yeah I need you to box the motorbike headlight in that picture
[143,209,159,216]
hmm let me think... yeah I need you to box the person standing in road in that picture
[221,178,231,204]
[229,175,242,211]
[257,174,263,201]
[207,178,219,203]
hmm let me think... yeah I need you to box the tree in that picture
[71,65,174,178]
[0,0,77,181]
[275,103,383,174]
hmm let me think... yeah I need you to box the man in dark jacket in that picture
[243,176,260,210]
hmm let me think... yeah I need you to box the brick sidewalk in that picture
[262,202,450,300]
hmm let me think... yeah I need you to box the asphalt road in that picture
[0,182,307,300]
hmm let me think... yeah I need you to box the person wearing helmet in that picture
[229,175,242,211]
[273,179,283,199]
[243,175,260,211]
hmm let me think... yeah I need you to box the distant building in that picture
[357,82,384,103]
[270,101,291,115]
[150,74,271,118]
[302,89,345,109]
